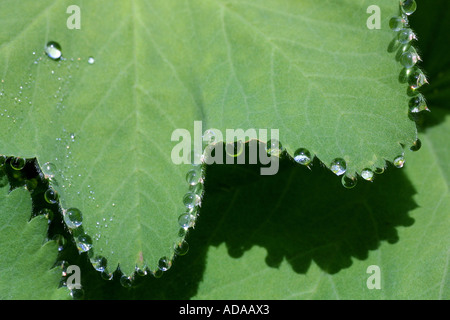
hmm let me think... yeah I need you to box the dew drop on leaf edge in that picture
[361,169,375,182]
[63,208,83,229]
[410,138,422,152]
[341,175,357,189]
[330,158,347,176]
[158,256,172,272]
[293,148,312,166]
[393,155,405,168]
[44,188,59,204]
[10,157,26,170]
[401,0,417,16]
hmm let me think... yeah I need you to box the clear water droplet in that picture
[42,162,56,178]
[341,175,357,189]
[63,208,83,229]
[202,129,217,145]
[101,271,113,281]
[183,192,201,210]
[135,266,147,277]
[87,57,95,64]
[44,188,59,204]
[266,139,283,157]
[389,16,407,31]
[158,257,172,272]
[70,288,85,300]
[293,148,312,166]
[374,167,385,175]
[119,275,132,288]
[410,138,422,152]
[225,141,244,158]
[408,94,428,113]
[44,41,62,60]
[40,208,54,221]
[178,213,194,229]
[10,157,26,170]
[76,234,93,252]
[393,155,405,168]
[152,269,164,278]
[408,68,428,90]
[400,47,420,68]
[401,0,417,15]
[186,168,202,186]
[398,28,417,44]
[330,158,347,176]
[361,169,375,182]
[91,256,107,272]
[174,240,189,256]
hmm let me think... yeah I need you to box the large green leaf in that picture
[73,107,448,300]
[0,186,68,299]
[0,0,418,275]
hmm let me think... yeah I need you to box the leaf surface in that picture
[0,0,417,274]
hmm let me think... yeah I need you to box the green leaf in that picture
[0,0,418,275]
[78,109,447,300]
[189,109,449,299]
[0,186,68,299]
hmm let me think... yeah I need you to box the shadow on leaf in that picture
[74,145,417,299]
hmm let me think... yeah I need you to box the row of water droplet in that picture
[285,1,425,189]
[390,0,429,114]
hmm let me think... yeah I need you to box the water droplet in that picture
[361,169,375,182]
[76,234,93,252]
[186,168,202,186]
[101,271,114,281]
[174,240,189,256]
[183,192,201,210]
[42,162,57,178]
[70,288,85,300]
[87,57,95,64]
[401,0,417,16]
[63,208,83,229]
[226,141,244,158]
[91,256,107,272]
[393,155,405,168]
[374,167,385,175]
[40,208,54,221]
[408,68,428,90]
[53,234,67,251]
[293,148,312,166]
[410,138,422,152]
[389,16,407,31]
[178,213,194,229]
[341,175,357,189]
[10,157,26,170]
[152,269,164,278]
[119,275,132,288]
[400,47,420,68]
[408,94,428,113]
[203,129,217,145]
[44,188,59,204]
[158,257,172,272]
[135,266,147,276]
[330,158,347,176]
[44,41,62,60]
[266,139,283,156]
[398,28,417,44]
